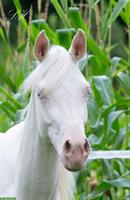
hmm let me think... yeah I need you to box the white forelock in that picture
[22,46,77,95]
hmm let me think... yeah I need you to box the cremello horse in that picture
[0,29,91,200]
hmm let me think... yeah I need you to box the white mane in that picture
[23,46,75,96]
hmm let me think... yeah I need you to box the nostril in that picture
[64,140,72,154]
[84,139,90,153]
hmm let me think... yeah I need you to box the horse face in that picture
[34,29,91,172]
[40,69,91,171]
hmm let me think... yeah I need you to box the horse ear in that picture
[34,30,50,62]
[69,29,86,60]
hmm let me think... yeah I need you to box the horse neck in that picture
[16,92,59,200]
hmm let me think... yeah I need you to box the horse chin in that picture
[65,165,83,172]
[60,158,84,172]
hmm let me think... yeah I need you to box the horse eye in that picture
[87,87,91,96]
[36,88,47,100]
[83,85,91,98]
[37,89,43,99]
[37,91,41,97]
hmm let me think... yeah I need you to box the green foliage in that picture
[0,0,130,199]
[0,198,15,200]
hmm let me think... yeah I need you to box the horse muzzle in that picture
[61,138,91,172]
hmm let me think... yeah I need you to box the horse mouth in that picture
[64,162,84,172]
[65,165,83,172]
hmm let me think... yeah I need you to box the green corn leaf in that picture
[59,0,68,12]
[0,101,18,113]
[109,0,129,24]
[68,7,87,30]
[1,101,17,113]
[107,110,124,132]
[88,97,98,126]
[89,177,130,198]
[79,55,88,72]
[31,19,54,41]
[0,87,22,109]
[0,27,13,58]
[102,105,116,119]
[68,7,110,68]
[114,126,128,149]
[111,0,130,25]
[125,0,130,25]
[117,72,130,95]
[100,1,112,41]
[92,76,114,106]
[0,65,16,92]
[51,0,70,28]
[102,177,130,188]
[13,0,28,31]
[0,27,8,44]
[116,97,130,109]
[54,28,74,48]
[88,55,107,75]
[0,102,15,121]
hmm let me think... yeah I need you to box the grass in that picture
[0,199,15,200]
